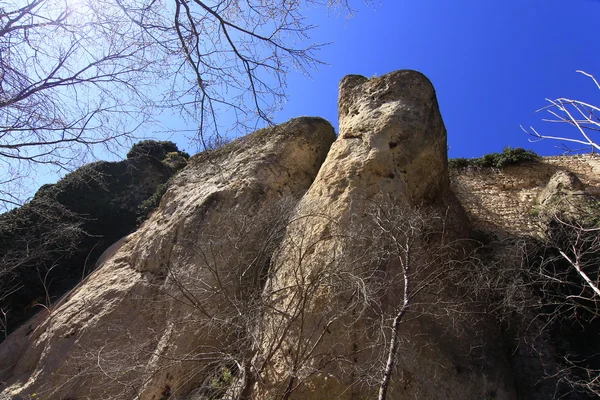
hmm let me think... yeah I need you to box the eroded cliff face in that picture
[0,118,335,399]
[251,70,513,400]
[0,148,182,342]
[2,69,598,400]
[451,154,600,237]
[452,157,600,400]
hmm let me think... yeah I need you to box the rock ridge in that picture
[4,70,598,400]
[0,118,335,399]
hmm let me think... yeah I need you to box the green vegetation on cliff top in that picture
[449,147,540,169]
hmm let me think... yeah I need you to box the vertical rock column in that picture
[336,72,449,204]
[253,70,514,400]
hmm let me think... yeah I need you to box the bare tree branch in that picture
[523,70,600,153]
[1,0,370,209]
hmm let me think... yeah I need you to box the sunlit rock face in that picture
[337,71,448,203]
[252,70,515,400]
[537,169,600,222]
[0,70,521,400]
[0,118,335,400]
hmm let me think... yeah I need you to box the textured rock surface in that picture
[3,65,599,400]
[337,73,448,203]
[451,154,600,237]
[537,169,599,222]
[0,153,177,340]
[253,70,513,399]
[0,118,335,399]
[451,158,600,400]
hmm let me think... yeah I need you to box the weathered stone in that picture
[539,170,585,205]
[451,154,600,238]
[3,66,599,400]
[534,169,600,226]
[337,71,449,204]
[451,159,600,400]
[0,118,335,399]
[252,71,512,399]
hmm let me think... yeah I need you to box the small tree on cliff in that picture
[529,214,600,398]
[519,69,600,397]
[463,212,600,398]
[368,200,449,400]
[247,196,475,399]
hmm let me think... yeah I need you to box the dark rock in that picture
[0,151,176,339]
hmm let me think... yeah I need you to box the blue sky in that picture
[261,0,600,158]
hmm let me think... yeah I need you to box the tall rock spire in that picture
[253,70,514,400]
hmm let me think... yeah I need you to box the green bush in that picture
[127,140,179,160]
[137,183,168,223]
[449,147,540,169]
[209,367,233,391]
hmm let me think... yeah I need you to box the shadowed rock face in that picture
[0,118,335,400]
[252,71,514,400]
[0,153,176,341]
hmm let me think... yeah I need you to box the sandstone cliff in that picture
[0,119,335,399]
[251,70,512,400]
[1,70,599,400]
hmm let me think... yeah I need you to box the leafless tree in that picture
[367,200,451,400]
[28,196,300,399]
[12,191,495,400]
[523,70,600,153]
[463,208,600,399]
[99,0,370,144]
[0,0,370,209]
[0,0,157,209]
[533,213,600,398]
[248,196,476,400]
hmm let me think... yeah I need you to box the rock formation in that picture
[0,118,335,399]
[537,170,599,223]
[251,70,513,399]
[1,70,599,400]
[453,160,600,399]
[0,144,185,340]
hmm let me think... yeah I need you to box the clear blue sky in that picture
[259,0,600,158]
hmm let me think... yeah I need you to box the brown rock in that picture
[252,70,513,400]
[0,117,335,400]
[538,170,585,206]
[537,169,600,224]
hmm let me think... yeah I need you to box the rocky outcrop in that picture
[451,154,600,237]
[451,162,600,399]
[0,146,182,340]
[337,72,448,204]
[537,170,600,223]
[0,118,335,399]
[6,69,598,400]
[252,70,513,399]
